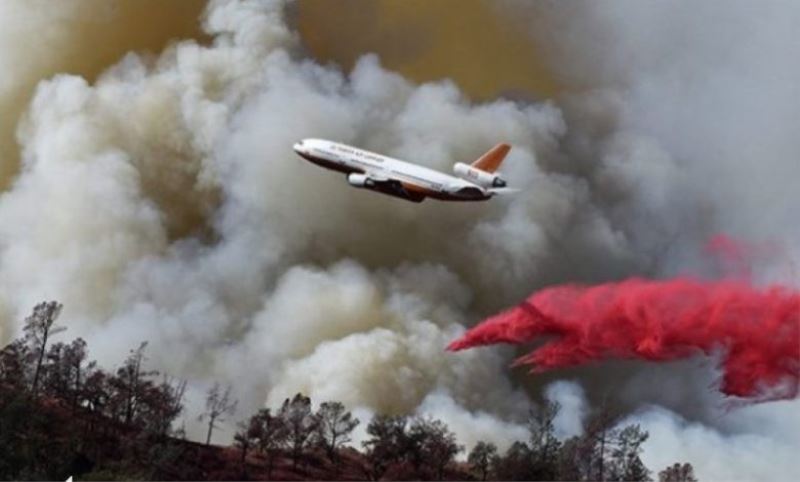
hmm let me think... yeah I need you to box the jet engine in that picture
[453,163,507,188]
[347,173,373,188]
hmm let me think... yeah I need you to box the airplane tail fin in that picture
[471,143,511,173]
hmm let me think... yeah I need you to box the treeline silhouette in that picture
[0,302,697,481]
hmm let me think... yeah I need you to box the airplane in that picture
[292,138,516,203]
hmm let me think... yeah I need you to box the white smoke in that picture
[0,0,585,447]
[0,0,797,478]
[545,381,587,440]
[629,401,800,482]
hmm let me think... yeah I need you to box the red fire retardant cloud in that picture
[449,278,800,400]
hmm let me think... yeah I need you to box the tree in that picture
[609,424,650,481]
[659,462,697,482]
[361,414,409,480]
[40,338,94,411]
[493,441,533,480]
[528,400,562,480]
[423,419,463,480]
[23,301,65,396]
[279,393,318,469]
[0,392,32,478]
[82,370,110,436]
[578,406,651,482]
[42,342,69,398]
[468,441,497,481]
[407,417,463,480]
[583,404,621,481]
[63,338,93,412]
[233,421,254,479]
[200,383,237,445]
[315,401,360,461]
[248,408,288,479]
[0,339,29,390]
[144,376,187,438]
[557,436,583,481]
[109,342,158,426]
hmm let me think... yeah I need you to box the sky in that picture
[0,1,797,479]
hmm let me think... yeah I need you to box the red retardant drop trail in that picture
[449,278,800,400]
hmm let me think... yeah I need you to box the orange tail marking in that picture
[471,143,511,173]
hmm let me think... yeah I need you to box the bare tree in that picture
[315,401,360,461]
[200,383,238,445]
[610,424,650,481]
[528,400,562,480]
[577,403,650,482]
[659,462,698,482]
[111,342,157,426]
[584,402,621,481]
[279,393,318,469]
[468,441,497,481]
[23,301,65,396]
[147,376,187,438]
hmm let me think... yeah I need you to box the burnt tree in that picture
[200,383,237,445]
[23,301,65,396]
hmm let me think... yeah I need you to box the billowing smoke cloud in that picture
[0,0,798,479]
[0,0,206,188]
[0,0,582,451]
[545,381,587,440]
[493,1,800,478]
[449,278,800,399]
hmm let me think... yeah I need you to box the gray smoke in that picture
[0,0,797,478]
[497,1,800,478]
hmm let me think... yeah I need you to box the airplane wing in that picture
[351,171,428,202]
[488,187,520,195]
[376,177,418,197]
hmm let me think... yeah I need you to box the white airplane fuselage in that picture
[293,138,507,203]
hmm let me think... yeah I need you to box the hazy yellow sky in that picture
[296,0,557,101]
[1,0,555,188]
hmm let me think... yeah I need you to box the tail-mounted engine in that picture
[453,163,507,188]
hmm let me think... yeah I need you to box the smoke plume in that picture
[0,0,206,189]
[0,0,797,479]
